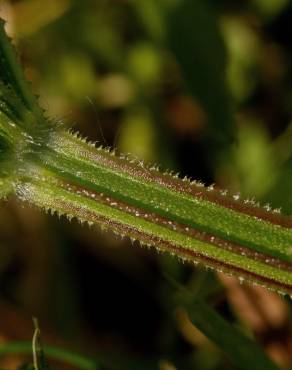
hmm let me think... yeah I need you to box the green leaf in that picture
[0,342,100,370]
[166,0,234,146]
[186,299,280,370]
[166,276,280,370]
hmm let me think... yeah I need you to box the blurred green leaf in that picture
[131,0,166,42]
[253,0,289,19]
[231,122,277,198]
[169,279,281,370]
[185,299,280,370]
[221,16,260,102]
[166,0,235,146]
[0,342,99,370]
[265,157,292,215]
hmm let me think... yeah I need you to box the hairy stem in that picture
[0,17,291,296]
[12,128,292,295]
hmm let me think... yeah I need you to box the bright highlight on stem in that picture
[0,18,291,296]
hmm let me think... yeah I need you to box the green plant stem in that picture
[0,17,291,296]
[12,128,292,295]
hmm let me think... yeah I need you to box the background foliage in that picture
[0,0,292,369]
